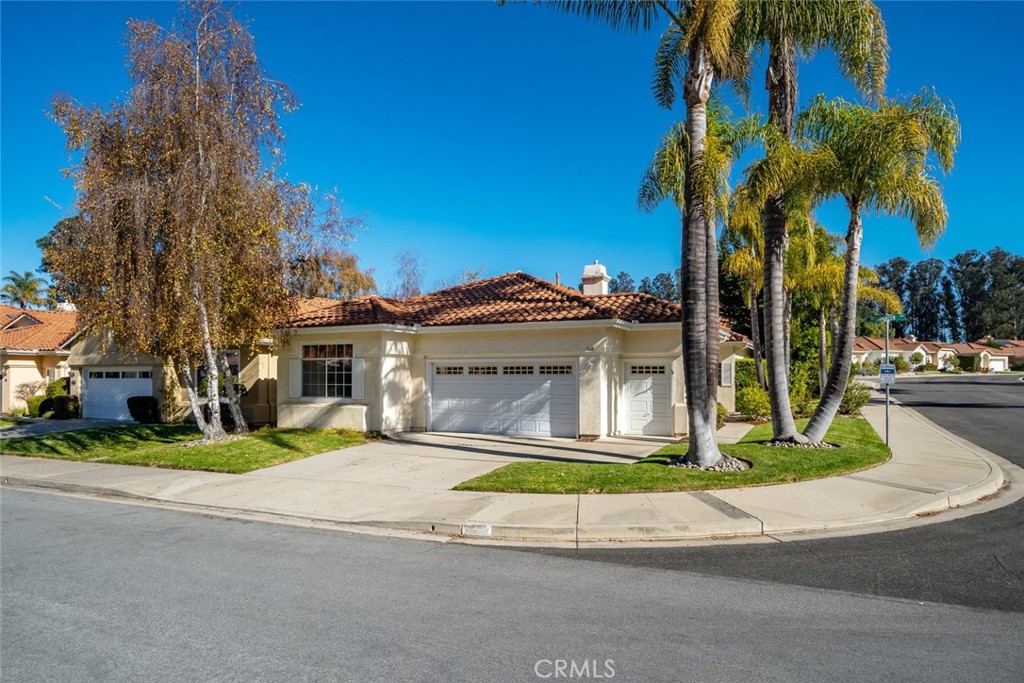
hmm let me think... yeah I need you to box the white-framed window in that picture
[435,366,464,375]
[503,365,534,375]
[720,361,734,387]
[468,365,498,376]
[302,344,353,398]
[46,368,56,384]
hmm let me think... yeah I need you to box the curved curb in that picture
[2,403,1019,548]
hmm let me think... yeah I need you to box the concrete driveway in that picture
[249,431,679,491]
[0,418,131,440]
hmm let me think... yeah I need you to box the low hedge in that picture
[126,396,160,423]
[52,395,80,419]
[45,378,70,398]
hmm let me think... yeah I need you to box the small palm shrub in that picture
[839,381,871,415]
[736,386,771,421]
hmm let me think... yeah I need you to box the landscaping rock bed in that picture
[670,454,750,472]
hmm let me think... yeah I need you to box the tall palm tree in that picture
[638,101,757,465]
[798,90,959,443]
[1,271,47,309]
[733,0,888,442]
[534,0,748,466]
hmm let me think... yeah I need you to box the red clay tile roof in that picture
[0,304,23,325]
[0,309,80,351]
[287,272,741,335]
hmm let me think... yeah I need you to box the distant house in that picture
[0,305,80,412]
[851,337,945,368]
[950,342,1012,372]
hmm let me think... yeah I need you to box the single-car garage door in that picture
[83,368,154,420]
[988,357,1008,372]
[430,362,577,438]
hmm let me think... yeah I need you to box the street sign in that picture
[866,313,908,323]
[879,363,896,385]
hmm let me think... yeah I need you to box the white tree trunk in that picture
[180,355,208,434]
[219,350,248,434]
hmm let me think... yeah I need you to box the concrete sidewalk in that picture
[1,399,1018,547]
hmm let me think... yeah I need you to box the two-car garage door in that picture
[83,368,154,420]
[429,362,577,438]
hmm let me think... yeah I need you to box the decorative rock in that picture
[670,455,749,472]
[765,440,838,449]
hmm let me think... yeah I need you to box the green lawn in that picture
[0,419,19,429]
[0,424,366,474]
[454,417,889,494]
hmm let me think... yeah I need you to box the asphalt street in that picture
[526,375,1024,612]
[2,488,1022,683]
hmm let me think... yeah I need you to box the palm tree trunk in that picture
[762,35,804,443]
[679,44,722,467]
[784,292,793,379]
[818,309,828,393]
[749,282,766,389]
[804,200,864,443]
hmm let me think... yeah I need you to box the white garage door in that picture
[989,358,1007,372]
[625,363,672,436]
[83,368,154,420]
[430,362,577,438]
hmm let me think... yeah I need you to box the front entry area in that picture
[82,368,154,420]
[624,363,672,436]
[429,361,577,438]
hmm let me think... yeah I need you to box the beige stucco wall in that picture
[275,322,748,438]
[1,352,69,412]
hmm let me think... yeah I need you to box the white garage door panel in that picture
[84,368,154,420]
[430,364,577,438]
[626,364,671,436]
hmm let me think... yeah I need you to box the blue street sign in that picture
[879,363,896,385]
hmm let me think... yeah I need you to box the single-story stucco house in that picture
[851,336,947,368]
[275,264,751,439]
[947,343,1011,372]
[0,304,79,413]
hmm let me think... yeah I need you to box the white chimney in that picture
[581,260,610,296]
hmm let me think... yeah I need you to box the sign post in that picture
[867,313,907,448]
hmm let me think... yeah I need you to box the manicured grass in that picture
[454,417,889,494]
[0,424,366,474]
[0,419,19,429]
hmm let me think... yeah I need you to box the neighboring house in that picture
[66,335,280,424]
[851,337,943,368]
[948,343,1011,372]
[276,263,751,439]
[975,338,1024,370]
[0,305,80,412]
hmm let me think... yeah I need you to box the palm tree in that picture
[536,0,748,466]
[638,101,757,465]
[1,271,47,309]
[722,188,765,388]
[732,0,888,442]
[798,90,959,443]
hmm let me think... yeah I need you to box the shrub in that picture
[736,386,771,421]
[126,396,161,423]
[839,381,871,416]
[26,395,46,417]
[919,363,938,372]
[9,406,27,418]
[1012,360,1024,372]
[716,402,727,430]
[734,358,764,393]
[958,355,979,372]
[45,377,70,398]
[52,395,81,419]
[202,401,240,430]
[38,397,55,416]
[909,351,924,365]
[40,411,55,420]
[888,355,909,373]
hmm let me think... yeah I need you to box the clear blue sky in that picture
[2,1,1022,292]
